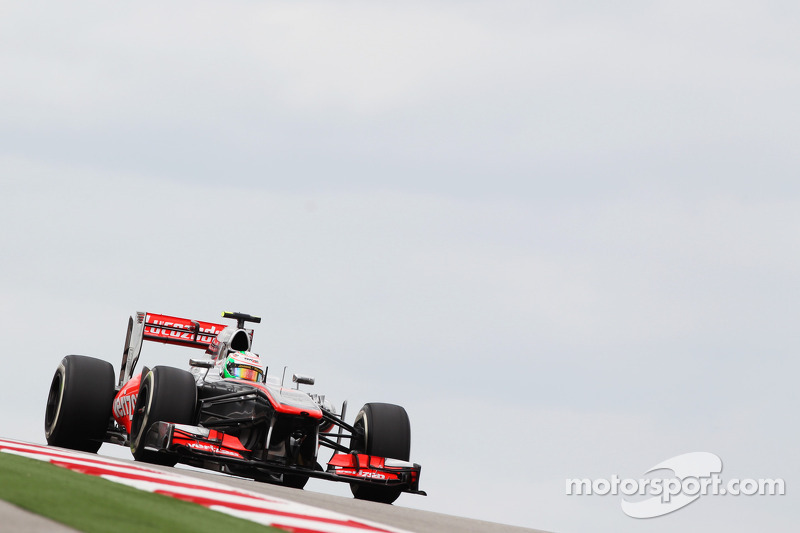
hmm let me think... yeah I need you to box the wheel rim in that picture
[130,374,152,452]
[44,367,65,438]
[351,412,367,453]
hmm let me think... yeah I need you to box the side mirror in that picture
[292,373,315,388]
[189,358,214,368]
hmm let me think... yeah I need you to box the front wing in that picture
[143,422,425,495]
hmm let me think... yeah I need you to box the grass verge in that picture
[0,451,281,533]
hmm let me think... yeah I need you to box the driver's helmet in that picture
[222,351,264,382]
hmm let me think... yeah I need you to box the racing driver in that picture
[222,350,264,382]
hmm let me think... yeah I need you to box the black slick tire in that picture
[44,355,115,453]
[349,402,411,504]
[130,366,196,466]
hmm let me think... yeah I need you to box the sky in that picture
[1,1,798,531]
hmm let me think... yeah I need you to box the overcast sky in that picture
[1,2,798,532]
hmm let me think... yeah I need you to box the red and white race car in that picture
[44,311,424,504]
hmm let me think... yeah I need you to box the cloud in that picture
[3,1,799,196]
[2,2,799,531]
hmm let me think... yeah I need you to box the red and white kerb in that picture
[0,438,411,533]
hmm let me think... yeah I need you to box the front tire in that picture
[44,355,115,453]
[130,366,196,466]
[349,402,411,504]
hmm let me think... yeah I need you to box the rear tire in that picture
[44,355,115,453]
[130,366,196,466]
[279,468,309,488]
[349,402,411,504]
[253,437,318,489]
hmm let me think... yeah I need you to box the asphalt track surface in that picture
[1,444,550,533]
[136,458,550,533]
[0,499,79,533]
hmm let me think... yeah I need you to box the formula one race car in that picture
[44,311,424,504]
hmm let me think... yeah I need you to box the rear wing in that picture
[143,312,226,349]
[119,312,228,386]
